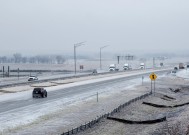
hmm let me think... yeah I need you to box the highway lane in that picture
[0,69,169,114]
[0,72,90,87]
[0,68,162,88]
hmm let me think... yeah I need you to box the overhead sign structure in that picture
[149,73,157,81]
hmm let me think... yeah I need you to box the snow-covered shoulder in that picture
[176,69,189,79]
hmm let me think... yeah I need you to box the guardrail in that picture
[61,92,152,135]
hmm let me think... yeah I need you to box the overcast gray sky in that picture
[0,0,189,56]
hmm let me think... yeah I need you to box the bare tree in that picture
[56,55,65,64]
[13,53,22,63]
[21,57,27,63]
[0,54,66,64]
[0,56,7,63]
[29,57,36,63]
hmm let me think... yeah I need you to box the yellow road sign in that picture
[149,73,157,80]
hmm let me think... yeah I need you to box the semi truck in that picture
[140,63,145,69]
[109,64,119,71]
[179,63,184,69]
[123,63,132,70]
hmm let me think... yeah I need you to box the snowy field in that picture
[0,56,188,87]
[1,56,188,72]
[0,56,187,87]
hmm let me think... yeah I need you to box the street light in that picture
[100,45,109,70]
[74,41,85,74]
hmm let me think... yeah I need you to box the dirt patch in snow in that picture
[0,85,32,93]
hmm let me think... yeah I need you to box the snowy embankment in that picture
[176,69,189,79]
[76,69,189,135]
[0,68,169,134]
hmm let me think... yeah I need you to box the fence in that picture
[61,92,152,135]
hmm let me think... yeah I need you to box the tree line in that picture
[0,53,66,64]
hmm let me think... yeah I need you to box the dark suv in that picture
[32,88,47,98]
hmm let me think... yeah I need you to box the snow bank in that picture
[176,69,189,79]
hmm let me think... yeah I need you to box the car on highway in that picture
[174,67,178,70]
[92,69,98,74]
[171,70,176,75]
[32,87,47,98]
[28,76,38,81]
[179,63,185,69]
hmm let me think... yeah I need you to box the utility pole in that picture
[117,56,120,64]
[2,66,4,78]
[8,66,10,77]
[74,42,85,74]
[153,57,155,68]
[100,45,109,70]
[18,68,19,80]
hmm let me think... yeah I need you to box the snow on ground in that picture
[176,69,189,79]
[0,79,138,133]
[0,71,88,87]
[1,55,185,86]
[0,68,169,95]
[0,67,163,102]
[76,71,189,135]
[2,78,150,135]
[0,67,171,135]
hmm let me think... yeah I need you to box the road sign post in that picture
[97,92,98,102]
[149,73,157,95]
[17,68,19,80]
[142,76,144,85]
[154,80,155,93]
[151,80,152,93]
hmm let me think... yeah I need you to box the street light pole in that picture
[74,45,76,74]
[74,42,85,74]
[153,57,155,69]
[100,45,109,70]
